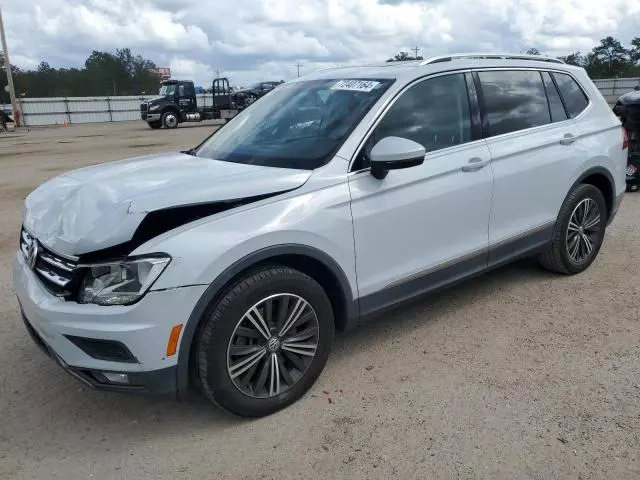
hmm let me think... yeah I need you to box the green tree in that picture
[5,49,159,99]
[590,36,630,76]
[386,51,423,62]
[630,37,640,65]
[525,48,541,55]
[558,51,585,67]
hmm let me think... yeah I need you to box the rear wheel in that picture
[148,120,162,129]
[539,184,607,274]
[161,111,178,129]
[195,266,334,417]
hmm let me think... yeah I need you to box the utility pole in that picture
[411,46,421,59]
[294,61,302,78]
[215,69,220,79]
[0,7,19,127]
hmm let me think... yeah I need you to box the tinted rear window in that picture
[478,70,551,137]
[552,73,589,118]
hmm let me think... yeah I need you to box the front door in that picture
[348,72,494,316]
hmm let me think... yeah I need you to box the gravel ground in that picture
[1,122,639,480]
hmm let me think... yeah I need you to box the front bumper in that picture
[143,112,161,122]
[13,252,207,395]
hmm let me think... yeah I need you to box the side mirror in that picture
[369,136,426,179]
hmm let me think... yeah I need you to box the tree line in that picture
[3,36,640,102]
[387,36,640,79]
[1,48,161,102]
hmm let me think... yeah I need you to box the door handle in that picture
[560,133,577,146]
[461,157,489,172]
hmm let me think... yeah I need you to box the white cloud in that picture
[1,0,640,87]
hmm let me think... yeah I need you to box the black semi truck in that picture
[140,78,244,129]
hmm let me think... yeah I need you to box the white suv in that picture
[13,54,626,417]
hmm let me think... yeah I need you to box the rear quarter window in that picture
[552,73,589,118]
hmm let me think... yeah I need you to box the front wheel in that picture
[195,266,334,417]
[539,184,607,274]
[161,111,179,129]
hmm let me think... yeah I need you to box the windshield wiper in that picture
[181,148,197,156]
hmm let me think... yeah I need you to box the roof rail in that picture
[421,53,565,66]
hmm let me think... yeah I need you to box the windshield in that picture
[159,84,176,96]
[196,78,394,169]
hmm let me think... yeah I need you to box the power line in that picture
[294,61,302,78]
[0,7,19,127]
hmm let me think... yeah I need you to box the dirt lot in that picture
[1,122,639,480]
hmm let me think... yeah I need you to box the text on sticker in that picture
[331,80,381,92]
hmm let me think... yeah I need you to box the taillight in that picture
[622,127,629,150]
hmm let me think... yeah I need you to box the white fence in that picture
[593,77,640,97]
[2,94,218,126]
[2,78,640,127]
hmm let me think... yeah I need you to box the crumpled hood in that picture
[23,152,311,256]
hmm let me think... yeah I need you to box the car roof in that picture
[298,53,583,83]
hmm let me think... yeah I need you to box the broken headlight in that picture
[78,255,170,306]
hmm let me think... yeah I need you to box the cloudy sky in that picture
[2,0,640,86]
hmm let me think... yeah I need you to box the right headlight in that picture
[78,255,170,306]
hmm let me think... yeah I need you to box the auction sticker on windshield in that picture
[331,80,381,92]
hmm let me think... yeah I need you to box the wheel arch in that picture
[572,166,615,220]
[175,244,358,396]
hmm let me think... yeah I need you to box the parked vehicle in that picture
[140,78,241,129]
[0,108,13,133]
[233,81,285,106]
[613,86,640,191]
[14,53,626,417]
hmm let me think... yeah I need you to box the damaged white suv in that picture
[14,54,626,417]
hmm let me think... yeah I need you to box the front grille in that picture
[20,228,80,297]
[140,103,148,113]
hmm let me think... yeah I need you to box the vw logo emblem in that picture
[267,337,280,352]
[27,239,39,270]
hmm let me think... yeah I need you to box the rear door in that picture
[475,69,586,266]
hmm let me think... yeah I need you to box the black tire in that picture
[196,265,334,417]
[161,111,179,129]
[539,184,607,274]
[148,120,162,129]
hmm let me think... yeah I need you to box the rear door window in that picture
[478,70,551,137]
[542,72,568,123]
[552,73,589,118]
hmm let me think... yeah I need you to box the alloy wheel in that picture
[226,293,319,398]
[566,197,601,263]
